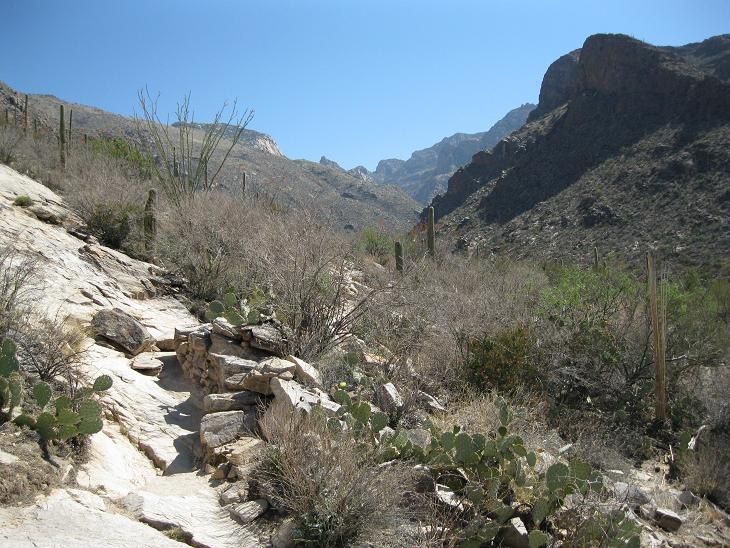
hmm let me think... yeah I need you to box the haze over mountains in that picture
[321,103,535,204]
[427,33,730,275]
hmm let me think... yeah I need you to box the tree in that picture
[135,88,254,204]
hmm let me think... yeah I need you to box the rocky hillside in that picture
[370,103,535,203]
[0,81,420,232]
[429,34,730,275]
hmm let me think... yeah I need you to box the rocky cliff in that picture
[371,103,535,203]
[428,33,730,274]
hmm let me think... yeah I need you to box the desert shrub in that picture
[679,431,730,509]
[258,406,404,546]
[0,125,23,164]
[466,326,540,393]
[0,247,38,339]
[14,314,86,382]
[85,201,142,249]
[13,195,32,207]
[88,136,154,179]
[354,226,392,265]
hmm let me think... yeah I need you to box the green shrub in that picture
[85,202,142,249]
[13,195,32,207]
[88,136,154,179]
[466,326,540,393]
[354,227,392,265]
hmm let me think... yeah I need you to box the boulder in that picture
[286,355,322,386]
[229,499,268,523]
[654,507,683,532]
[212,317,241,340]
[377,382,404,413]
[677,489,700,508]
[271,517,297,548]
[217,437,265,466]
[200,411,256,450]
[210,334,253,359]
[91,308,154,355]
[203,392,261,413]
[417,390,446,412]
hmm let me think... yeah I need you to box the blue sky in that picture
[2,1,727,170]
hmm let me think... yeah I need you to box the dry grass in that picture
[0,425,60,506]
[257,404,407,546]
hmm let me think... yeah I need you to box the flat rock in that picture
[121,472,260,548]
[248,324,287,355]
[0,488,183,547]
[0,448,18,465]
[220,482,249,505]
[215,437,265,466]
[130,353,165,371]
[92,308,155,355]
[200,410,256,449]
[613,481,652,506]
[203,391,262,413]
[212,317,241,340]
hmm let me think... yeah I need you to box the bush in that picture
[466,326,540,393]
[0,247,38,339]
[13,195,32,207]
[85,201,142,249]
[354,226,392,265]
[88,136,154,179]
[0,125,22,165]
[258,406,404,546]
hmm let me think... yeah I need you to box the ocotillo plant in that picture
[23,95,28,135]
[427,206,436,257]
[144,189,157,254]
[394,241,404,272]
[59,105,66,168]
[646,251,667,422]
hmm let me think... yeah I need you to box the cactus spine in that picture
[144,189,157,254]
[394,241,403,272]
[59,104,66,167]
[426,206,436,257]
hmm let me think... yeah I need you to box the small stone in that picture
[416,390,446,412]
[378,426,396,443]
[0,449,19,465]
[654,507,683,532]
[211,462,229,480]
[129,353,164,372]
[269,378,341,415]
[377,382,404,413]
[220,482,248,505]
[229,499,268,523]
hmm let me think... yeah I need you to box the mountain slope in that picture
[0,81,420,231]
[428,33,730,275]
[372,103,535,203]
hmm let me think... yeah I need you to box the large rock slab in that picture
[92,308,155,355]
[286,355,322,386]
[121,472,260,548]
[0,488,184,547]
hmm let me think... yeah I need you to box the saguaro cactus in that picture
[646,251,667,422]
[144,189,158,254]
[59,105,66,168]
[242,171,246,198]
[68,109,73,152]
[427,206,436,257]
[394,241,404,272]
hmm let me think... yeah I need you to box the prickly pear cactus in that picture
[205,291,265,326]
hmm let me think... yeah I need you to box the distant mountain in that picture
[370,103,535,203]
[427,34,730,275]
[0,81,421,232]
[319,156,374,183]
